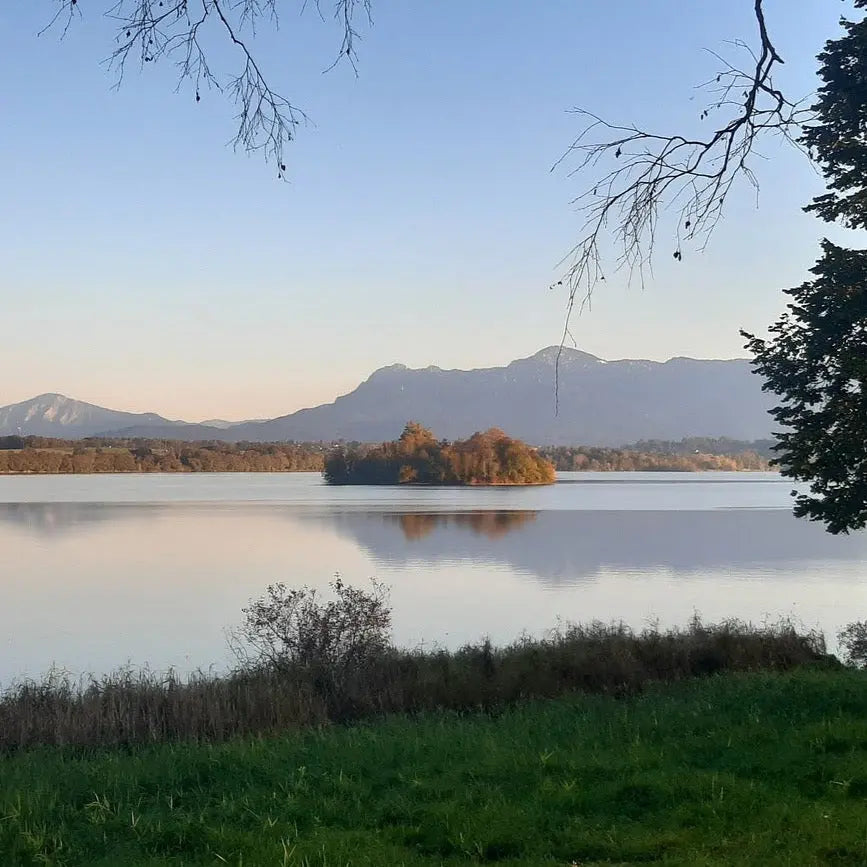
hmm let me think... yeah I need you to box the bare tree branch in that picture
[551,0,814,402]
[41,0,372,178]
[321,0,371,74]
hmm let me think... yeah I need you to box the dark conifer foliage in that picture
[744,3,867,533]
[744,244,867,533]
[802,1,867,229]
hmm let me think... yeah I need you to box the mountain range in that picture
[0,393,175,439]
[1,347,775,445]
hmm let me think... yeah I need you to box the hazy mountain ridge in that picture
[3,347,775,445]
[0,394,175,438]
[218,347,774,445]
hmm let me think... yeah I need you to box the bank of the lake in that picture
[0,444,770,475]
[2,668,865,865]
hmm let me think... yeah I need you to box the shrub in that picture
[838,621,867,668]
[233,576,391,674]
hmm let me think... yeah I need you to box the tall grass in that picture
[0,617,827,751]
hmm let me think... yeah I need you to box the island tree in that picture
[323,423,556,486]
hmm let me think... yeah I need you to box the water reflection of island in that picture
[326,509,867,585]
[4,503,867,587]
[396,511,537,540]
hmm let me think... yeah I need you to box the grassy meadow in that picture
[2,668,867,865]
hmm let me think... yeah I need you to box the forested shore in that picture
[538,445,769,472]
[0,436,326,473]
[0,434,771,474]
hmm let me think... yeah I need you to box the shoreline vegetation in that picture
[0,432,772,475]
[0,618,827,751]
[0,574,829,751]
[0,579,861,864]
[324,423,556,486]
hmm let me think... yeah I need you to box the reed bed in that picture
[0,617,828,751]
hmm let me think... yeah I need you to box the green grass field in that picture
[3,668,867,865]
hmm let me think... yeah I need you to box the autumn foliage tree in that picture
[323,423,555,486]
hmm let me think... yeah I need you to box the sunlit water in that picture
[1,472,866,685]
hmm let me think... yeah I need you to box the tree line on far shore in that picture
[539,446,768,472]
[0,436,325,474]
[0,432,770,475]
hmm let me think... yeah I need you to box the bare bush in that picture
[233,576,391,674]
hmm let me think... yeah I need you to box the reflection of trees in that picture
[329,509,867,586]
[0,503,162,537]
[395,511,538,541]
[6,503,867,589]
[0,503,118,536]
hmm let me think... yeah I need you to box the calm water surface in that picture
[2,472,866,684]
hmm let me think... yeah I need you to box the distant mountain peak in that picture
[520,346,604,366]
[0,394,174,437]
[368,363,409,379]
[29,393,71,403]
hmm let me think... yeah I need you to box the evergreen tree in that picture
[743,2,867,533]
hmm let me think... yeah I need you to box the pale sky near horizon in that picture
[0,2,854,421]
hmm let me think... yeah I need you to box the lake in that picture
[2,471,866,686]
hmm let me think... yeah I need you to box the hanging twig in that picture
[41,0,372,177]
[551,0,814,405]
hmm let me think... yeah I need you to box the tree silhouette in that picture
[743,1,867,534]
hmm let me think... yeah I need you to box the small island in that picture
[323,422,556,486]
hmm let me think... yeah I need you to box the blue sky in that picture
[0,1,851,420]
